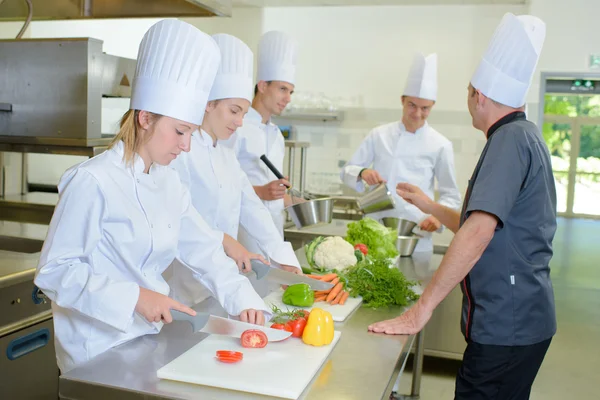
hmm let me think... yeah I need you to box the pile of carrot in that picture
[306,273,350,306]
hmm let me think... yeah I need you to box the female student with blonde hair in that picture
[34,20,269,374]
[167,33,302,306]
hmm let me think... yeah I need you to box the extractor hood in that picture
[0,0,232,20]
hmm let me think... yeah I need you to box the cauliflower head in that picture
[313,236,357,271]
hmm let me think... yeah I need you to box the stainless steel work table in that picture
[57,249,446,400]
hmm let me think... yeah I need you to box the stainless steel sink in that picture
[0,236,44,254]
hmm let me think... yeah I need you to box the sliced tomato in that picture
[270,323,292,331]
[217,356,242,364]
[216,350,243,363]
[286,318,307,338]
[240,329,268,348]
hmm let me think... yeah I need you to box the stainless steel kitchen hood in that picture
[0,0,232,20]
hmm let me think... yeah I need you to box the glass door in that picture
[543,94,600,218]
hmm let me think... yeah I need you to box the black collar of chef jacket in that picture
[486,111,526,139]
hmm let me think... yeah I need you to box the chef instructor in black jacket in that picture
[369,13,557,400]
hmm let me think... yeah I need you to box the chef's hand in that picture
[256,178,290,201]
[360,169,386,186]
[222,234,269,272]
[135,287,196,324]
[419,216,441,232]
[368,301,431,335]
[396,183,434,214]
[239,309,265,326]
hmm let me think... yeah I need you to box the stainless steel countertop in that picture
[58,248,448,400]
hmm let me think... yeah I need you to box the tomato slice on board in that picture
[240,329,268,348]
[217,356,242,364]
[216,350,243,358]
[215,350,243,363]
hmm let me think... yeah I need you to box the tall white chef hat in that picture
[403,53,438,101]
[256,31,298,85]
[208,34,254,103]
[130,19,221,125]
[471,13,546,108]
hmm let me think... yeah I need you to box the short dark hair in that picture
[254,81,272,96]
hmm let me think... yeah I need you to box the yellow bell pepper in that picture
[302,307,334,346]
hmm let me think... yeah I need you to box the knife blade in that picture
[249,260,334,291]
[170,311,292,342]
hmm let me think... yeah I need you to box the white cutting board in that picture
[157,331,341,399]
[263,288,363,322]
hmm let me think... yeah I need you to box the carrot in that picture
[306,275,323,280]
[319,273,338,282]
[325,282,344,303]
[330,277,340,286]
[314,290,331,297]
[330,290,345,305]
[315,295,327,302]
[339,291,350,305]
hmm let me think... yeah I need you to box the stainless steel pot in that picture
[397,235,421,257]
[285,198,334,229]
[381,217,417,236]
[357,183,395,214]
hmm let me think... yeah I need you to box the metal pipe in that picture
[21,153,28,195]
[0,152,5,198]
[410,329,425,397]
[300,147,307,194]
[287,147,296,186]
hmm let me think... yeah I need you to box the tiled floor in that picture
[397,218,600,399]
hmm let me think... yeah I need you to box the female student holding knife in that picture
[34,20,269,374]
[167,33,302,306]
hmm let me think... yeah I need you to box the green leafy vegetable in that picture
[339,257,419,308]
[270,305,309,324]
[346,218,398,260]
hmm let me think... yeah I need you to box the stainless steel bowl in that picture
[357,183,395,214]
[381,217,417,236]
[397,235,421,257]
[285,198,334,229]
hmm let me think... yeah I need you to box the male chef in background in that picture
[340,53,461,252]
[371,13,556,400]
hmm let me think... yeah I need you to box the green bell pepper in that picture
[282,283,315,307]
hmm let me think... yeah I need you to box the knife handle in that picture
[260,155,290,188]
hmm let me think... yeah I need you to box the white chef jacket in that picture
[340,121,461,252]
[34,141,269,373]
[167,130,300,306]
[224,107,286,255]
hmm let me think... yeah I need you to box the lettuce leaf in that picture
[345,218,398,260]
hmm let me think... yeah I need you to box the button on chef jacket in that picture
[168,130,300,305]
[340,121,461,252]
[224,107,287,254]
[34,142,269,373]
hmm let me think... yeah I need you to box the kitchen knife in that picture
[170,311,292,342]
[249,260,334,291]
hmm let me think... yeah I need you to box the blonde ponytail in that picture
[109,110,160,165]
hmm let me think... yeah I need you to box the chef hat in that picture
[208,34,254,103]
[403,53,437,101]
[256,31,298,85]
[130,19,221,125]
[471,13,546,108]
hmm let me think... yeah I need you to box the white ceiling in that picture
[232,0,528,7]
